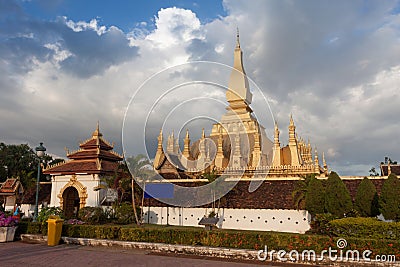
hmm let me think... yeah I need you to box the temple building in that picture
[43,123,123,217]
[154,32,328,178]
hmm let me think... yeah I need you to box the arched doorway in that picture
[62,187,80,218]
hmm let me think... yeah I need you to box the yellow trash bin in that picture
[47,215,64,246]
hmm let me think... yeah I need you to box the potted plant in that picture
[0,211,19,242]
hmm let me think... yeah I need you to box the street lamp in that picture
[33,142,46,222]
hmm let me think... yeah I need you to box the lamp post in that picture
[33,142,46,222]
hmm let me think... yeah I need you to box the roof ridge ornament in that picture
[92,121,103,138]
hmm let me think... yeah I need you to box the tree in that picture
[0,143,36,185]
[202,167,222,216]
[379,173,400,221]
[355,177,379,217]
[305,176,325,215]
[0,142,61,188]
[125,154,152,225]
[325,171,353,218]
[292,175,314,210]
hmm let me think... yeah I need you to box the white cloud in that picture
[65,18,107,35]
[146,7,203,48]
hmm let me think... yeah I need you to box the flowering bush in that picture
[0,211,18,227]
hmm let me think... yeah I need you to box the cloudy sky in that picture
[1,0,399,176]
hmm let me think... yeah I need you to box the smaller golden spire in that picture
[289,114,294,126]
[217,126,223,156]
[323,152,328,174]
[183,129,191,158]
[274,120,280,147]
[202,128,205,139]
[157,128,163,150]
[288,115,296,144]
[314,147,319,169]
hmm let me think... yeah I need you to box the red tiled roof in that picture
[43,159,120,175]
[79,137,114,151]
[0,178,22,195]
[43,125,122,175]
[67,149,123,161]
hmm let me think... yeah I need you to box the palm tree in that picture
[125,154,152,225]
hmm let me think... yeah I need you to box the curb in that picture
[20,234,398,266]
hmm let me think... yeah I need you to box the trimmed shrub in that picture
[114,202,136,224]
[305,177,325,215]
[355,177,379,217]
[379,173,400,221]
[62,224,121,240]
[324,172,352,217]
[308,213,338,235]
[78,207,107,224]
[328,217,400,240]
[17,222,400,258]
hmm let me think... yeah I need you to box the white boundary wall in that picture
[143,207,310,233]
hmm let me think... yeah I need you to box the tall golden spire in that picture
[226,28,252,109]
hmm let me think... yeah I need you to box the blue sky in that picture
[1,0,400,176]
[19,0,227,32]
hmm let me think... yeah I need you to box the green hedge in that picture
[16,222,400,258]
[328,217,400,240]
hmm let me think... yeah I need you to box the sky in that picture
[1,0,400,176]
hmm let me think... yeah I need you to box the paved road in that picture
[0,241,288,267]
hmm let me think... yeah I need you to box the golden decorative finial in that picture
[236,27,240,48]
[92,121,102,138]
[202,128,205,139]
[185,129,189,139]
